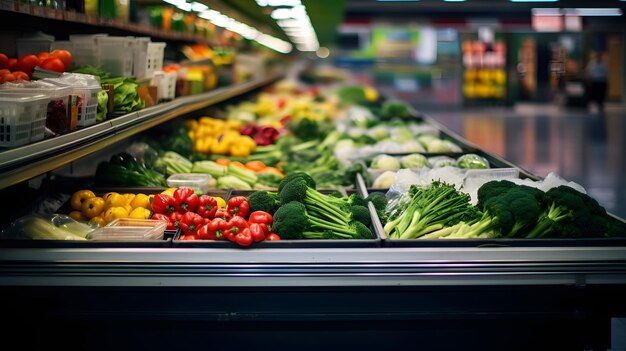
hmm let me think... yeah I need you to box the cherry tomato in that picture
[7,58,17,71]
[0,53,8,69]
[37,52,50,61]
[39,57,65,73]
[50,49,72,69]
[12,71,29,81]
[15,54,40,76]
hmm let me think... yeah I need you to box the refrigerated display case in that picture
[1,4,625,351]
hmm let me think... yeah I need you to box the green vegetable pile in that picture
[72,65,144,113]
[269,172,377,240]
[384,180,625,240]
[95,152,167,187]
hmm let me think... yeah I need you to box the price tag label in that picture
[31,5,44,17]
[64,10,76,21]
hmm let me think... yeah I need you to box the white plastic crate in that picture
[16,32,54,58]
[44,73,101,127]
[132,37,150,78]
[0,81,73,135]
[152,71,176,102]
[0,93,49,147]
[69,34,108,68]
[97,36,134,77]
[145,42,166,78]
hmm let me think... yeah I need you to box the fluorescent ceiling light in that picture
[177,3,192,11]
[531,8,561,16]
[510,0,558,2]
[444,0,466,2]
[163,0,186,6]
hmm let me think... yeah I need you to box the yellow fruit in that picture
[161,188,177,196]
[104,193,127,210]
[129,207,152,219]
[69,210,88,222]
[215,196,226,208]
[81,197,105,219]
[70,190,95,211]
[89,216,106,227]
[102,192,119,202]
[103,206,129,224]
[123,193,136,205]
[130,193,150,210]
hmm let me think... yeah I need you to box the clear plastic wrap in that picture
[1,214,96,241]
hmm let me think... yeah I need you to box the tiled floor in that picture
[425,102,626,219]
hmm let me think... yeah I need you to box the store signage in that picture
[532,15,563,32]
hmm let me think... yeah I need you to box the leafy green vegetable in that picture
[96,90,108,122]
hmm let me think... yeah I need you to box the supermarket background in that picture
[4,0,623,218]
[1,0,626,349]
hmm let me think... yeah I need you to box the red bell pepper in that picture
[248,211,273,235]
[152,194,176,215]
[235,228,253,247]
[179,234,198,240]
[151,213,175,231]
[201,218,228,240]
[196,195,218,219]
[215,208,232,221]
[179,211,205,236]
[248,223,266,242]
[174,187,199,213]
[227,196,250,219]
[224,216,249,242]
[170,211,183,230]
[265,233,280,241]
[266,233,281,241]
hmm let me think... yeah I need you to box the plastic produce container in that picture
[0,93,49,147]
[146,42,166,78]
[0,80,74,135]
[89,218,167,241]
[69,34,108,68]
[152,71,177,102]
[131,37,151,78]
[44,73,101,127]
[167,173,213,194]
[97,36,135,77]
[16,32,54,57]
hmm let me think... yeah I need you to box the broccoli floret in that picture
[247,190,280,215]
[288,118,323,141]
[526,185,610,238]
[273,201,370,240]
[278,171,316,193]
[366,192,388,212]
[344,193,368,207]
[351,205,371,227]
[480,189,541,238]
[476,180,518,209]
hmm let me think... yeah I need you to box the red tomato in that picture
[0,53,8,69]
[1,73,16,83]
[7,58,17,71]
[50,49,72,69]
[12,71,29,81]
[39,57,65,73]
[15,54,40,76]
[37,52,51,61]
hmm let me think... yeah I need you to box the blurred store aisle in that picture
[425,103,626,219]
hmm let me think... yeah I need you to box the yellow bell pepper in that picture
[238,135,256,152]
[229,143,251,157]
[210,134,232,154]
[185,119,199,131]
[130,194,151,210]
[129,207,152,219]
[225,119,241,131]
[104,206,129,224]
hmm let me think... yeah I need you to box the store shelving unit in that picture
[0,4,625,350]
[0,74,282,189]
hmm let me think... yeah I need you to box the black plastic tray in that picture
[172,188,382,248]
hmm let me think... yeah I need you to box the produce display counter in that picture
[1,82,625,350]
